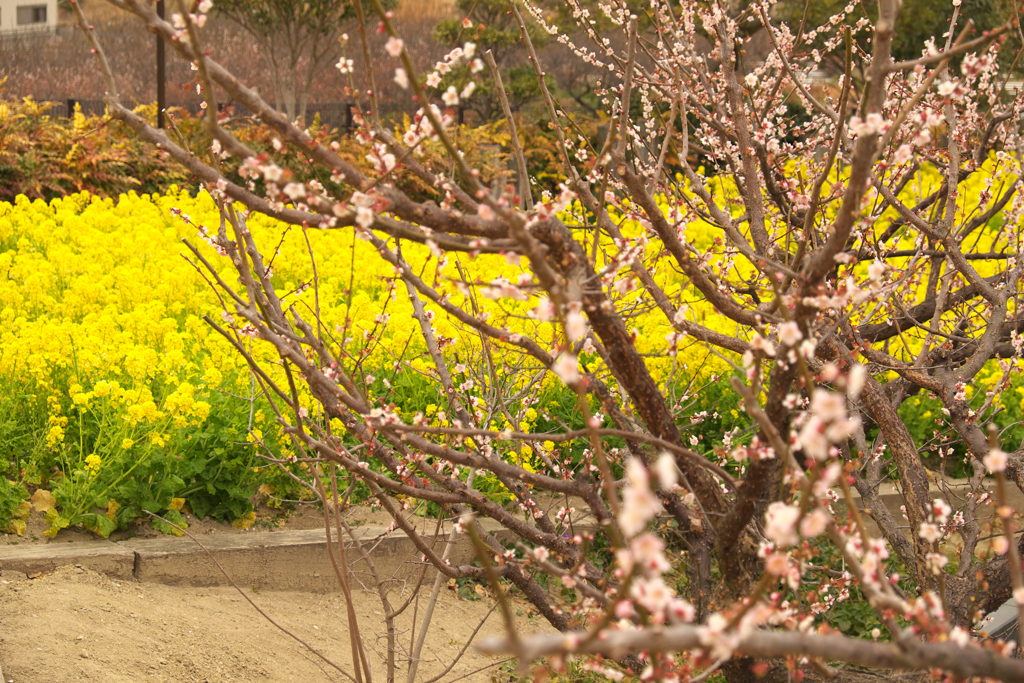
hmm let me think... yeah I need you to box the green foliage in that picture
[19,358,272,537]
[43,380,186,536]
[452,575,484,601]
[895,366,1024,478]
[149,508,189,536]
[170,390,264,521]
[0,374,48,480]
[0,478,29,535]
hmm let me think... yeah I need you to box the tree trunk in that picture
[298,85,309,124]
[283,74,297,122]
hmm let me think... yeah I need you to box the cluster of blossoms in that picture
[793,389,861,462]
[420,42,480,105]
[168,0,212,40]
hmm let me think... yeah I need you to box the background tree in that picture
[432,0,548,119]
[213,0,390,120]
[774,0,1009,67]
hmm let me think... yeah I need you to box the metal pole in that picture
[156,0,165,129]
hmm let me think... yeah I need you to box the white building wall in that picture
[0,0,57,34]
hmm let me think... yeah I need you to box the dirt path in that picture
[0,565,539,683]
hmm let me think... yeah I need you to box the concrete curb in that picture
[0,521,508,592]
[835,477,1024,540]
[0,538,136,581]
[844,477,1024,510]
[8,478,1016,590]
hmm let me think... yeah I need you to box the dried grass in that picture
[393,0,455,26]
[59,0,131,25]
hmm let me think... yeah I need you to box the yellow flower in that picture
[46,426,64,448]
[191,401,211,422]
[121,438,134,449]
[203,365,223,386]
[84,453,102,476]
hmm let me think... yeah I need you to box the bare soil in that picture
[0,503,545,682]
[0,564,539,683]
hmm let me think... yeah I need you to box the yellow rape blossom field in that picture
[0,155,1020,539]
[0,189,701,538]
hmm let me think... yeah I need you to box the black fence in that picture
[40,99,442,133]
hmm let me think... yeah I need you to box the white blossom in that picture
[442,86,460,106]
[984,448,1008,473]
[778,321,802,347]
[551,353,580,385]
[385,36,404,57]
[800,508,830,538]
[655,452,677,489]
[765,502,800,548]
[394,68,409,90]
[566,310,587,342]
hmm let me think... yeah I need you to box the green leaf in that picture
[44,508,72,538]
[82,512,117,538]
[150,507,188,536]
